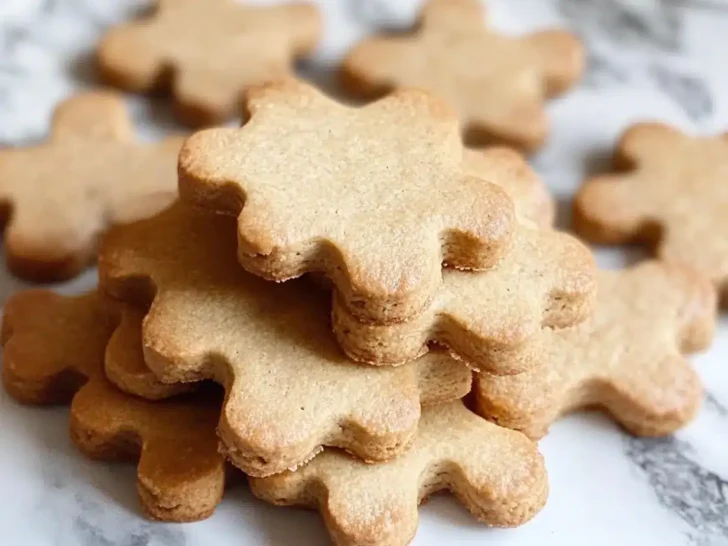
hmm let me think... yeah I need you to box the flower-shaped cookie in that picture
[463,147,554,227]
[341,0,584,151]
[475,262,717,439]
[105,301,191,400]
[251,401,547,546]
[98,0,322,126]
[0,91,183,282]
[334,225,596,374]
[575,123,728,305]
[98,202,473,477]
[179,79,517,323]
[0,290,226,522]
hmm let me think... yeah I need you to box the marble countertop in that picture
[0,1,726,545]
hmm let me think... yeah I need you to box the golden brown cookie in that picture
[105,301,191,400]
[0,91,184,282]
[463,147,554,227]
[98,202,473,477]
[341,0,584,151]
[178,78,517,324]
[574,122,728,305]
[475,262,717,439]
[98,0,322,126]
[0,289,226,522]
[334,225,596,373]
[250,401,548,546]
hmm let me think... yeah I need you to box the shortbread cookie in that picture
[341,0,584,151]
[334,225,596,373]
[574,123,728,304]
[464,147,554,227]
[105,301,192,400]
[0,91,183,282]
[178,78,517,324]
[98,202,473,477]
[98,0,321,126]
[250,401,547,546]
[0,290,226,522]
[475,262,717,439]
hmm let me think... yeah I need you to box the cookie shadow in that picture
[0,246,98,306]
[67,49,99,88]
[240,489,329,546]
[295,59,352,104]
[554,193,574,232]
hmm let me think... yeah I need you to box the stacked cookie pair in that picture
[2,76,718,545]
[0,0,584,284]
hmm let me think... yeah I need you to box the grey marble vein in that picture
[625,434,728,544]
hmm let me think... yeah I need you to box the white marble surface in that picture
[0,1,727,545]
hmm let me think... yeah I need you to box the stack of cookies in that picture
[1,78,594,539]
[1,0,723,545]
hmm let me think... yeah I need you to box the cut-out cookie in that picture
[475,262,717,439]
[341,0,584,151]
[250,401,548,546]
[334,225,596,373]
[463,147,554,227]
[574,123,728,305]
[105,301,192,400]
[178,78,517,324]
[0,290,226,522]
[0,91,184,282]
[98,202,473,477]
[98,0,322,126]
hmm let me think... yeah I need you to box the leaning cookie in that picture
[98,202,473,477]
[250,401,547,546]
[574,122,728,305]
[0,91,183,282]
[341,0,584,151]
[475,262,717,439]
[0,290,226,522]
[98,0,322,126]
[105,301,192,400]
[178,78,518,324]
[463,147,555,227]
[334,224,596,375]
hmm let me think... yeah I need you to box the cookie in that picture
[475,262,717,439]
[463,147,554,227]
[178,78,517,324]
[0,290,227,522]
[340,0,584,151]
[98,0,322,126]
[105,301,192,400]
[98,202,473,477]
[574,122,728,305]
[250,401,548,546]
[0,91,184,282]
[334,225,596,373]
